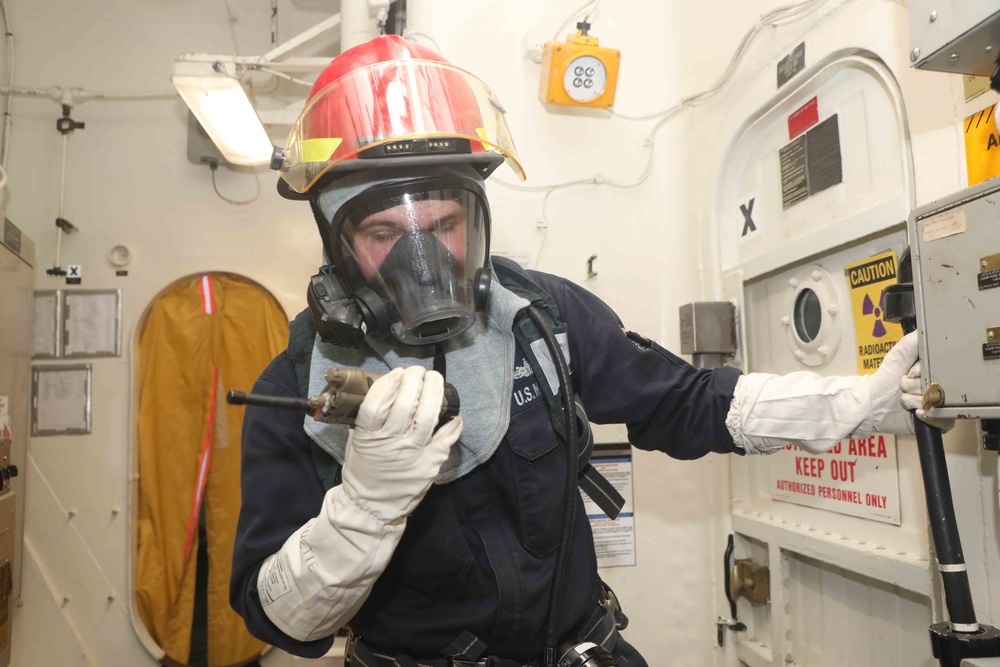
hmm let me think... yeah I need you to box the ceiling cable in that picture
[246,65,313,87]
[207,159,260,205]
[552,0,600,42]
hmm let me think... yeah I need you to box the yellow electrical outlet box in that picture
[539,30,621,109]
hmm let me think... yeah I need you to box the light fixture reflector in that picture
[172,70,273,167]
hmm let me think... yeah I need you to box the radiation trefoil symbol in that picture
[862,289,888,338]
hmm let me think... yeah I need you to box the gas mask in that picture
[308,174,493,347]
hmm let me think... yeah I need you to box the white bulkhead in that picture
[2,1,997,666]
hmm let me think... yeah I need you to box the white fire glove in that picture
[341,365,463,523]
[257,366,463,642]
[727,332,919,455]
[899,361,956,432]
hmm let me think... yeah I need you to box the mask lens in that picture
[335,187,488,345]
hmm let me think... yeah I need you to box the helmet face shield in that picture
[332,182,489,345]
[278,59,525,194]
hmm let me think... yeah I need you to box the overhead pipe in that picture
[341,0,389,51]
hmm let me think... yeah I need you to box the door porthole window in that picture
[783,265,842,367]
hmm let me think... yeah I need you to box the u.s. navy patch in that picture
[511,348,544,416]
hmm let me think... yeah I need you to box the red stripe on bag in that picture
[200,274,214,314]
[183,365,218,565]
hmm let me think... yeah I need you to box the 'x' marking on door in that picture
[740,199,756,237]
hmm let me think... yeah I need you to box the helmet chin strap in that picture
[474,266,492,312]
[309,195,335,263]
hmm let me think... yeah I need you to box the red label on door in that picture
[789,97,819,140]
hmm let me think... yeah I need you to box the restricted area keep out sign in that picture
[771,434,901,524]
[844,250,904,375]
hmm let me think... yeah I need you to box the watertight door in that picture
[718,54,937,667]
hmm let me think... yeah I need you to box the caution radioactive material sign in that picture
[964,103,1000,186]
[844,250,904,375]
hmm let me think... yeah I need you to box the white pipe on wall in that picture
[341,0,379,51]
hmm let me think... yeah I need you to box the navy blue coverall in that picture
[230,270,742,662]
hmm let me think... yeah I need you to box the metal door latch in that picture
[730,559,770,606]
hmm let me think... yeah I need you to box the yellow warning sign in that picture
[844,251,904,375]
[964,103,1000,186]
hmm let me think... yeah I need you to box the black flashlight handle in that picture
[227,391,313,413]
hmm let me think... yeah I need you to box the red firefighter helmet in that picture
[273,35,525,198]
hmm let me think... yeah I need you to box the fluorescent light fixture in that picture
[172,57,274,167]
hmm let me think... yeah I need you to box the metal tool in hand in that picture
[227,368,460,426]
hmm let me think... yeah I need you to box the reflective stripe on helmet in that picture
[301,137,344,163]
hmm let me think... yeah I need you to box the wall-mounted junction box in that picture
[910,176,1000,419]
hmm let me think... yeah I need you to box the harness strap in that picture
[349,639,539,667]
[491,261,625,518]
[441,631,488,661]
[490,256,560,323]
[512,314,624,520]
[513,313,568,442]
[288,307,316,399]
[578,463,624,521]
[345,589,626,667]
